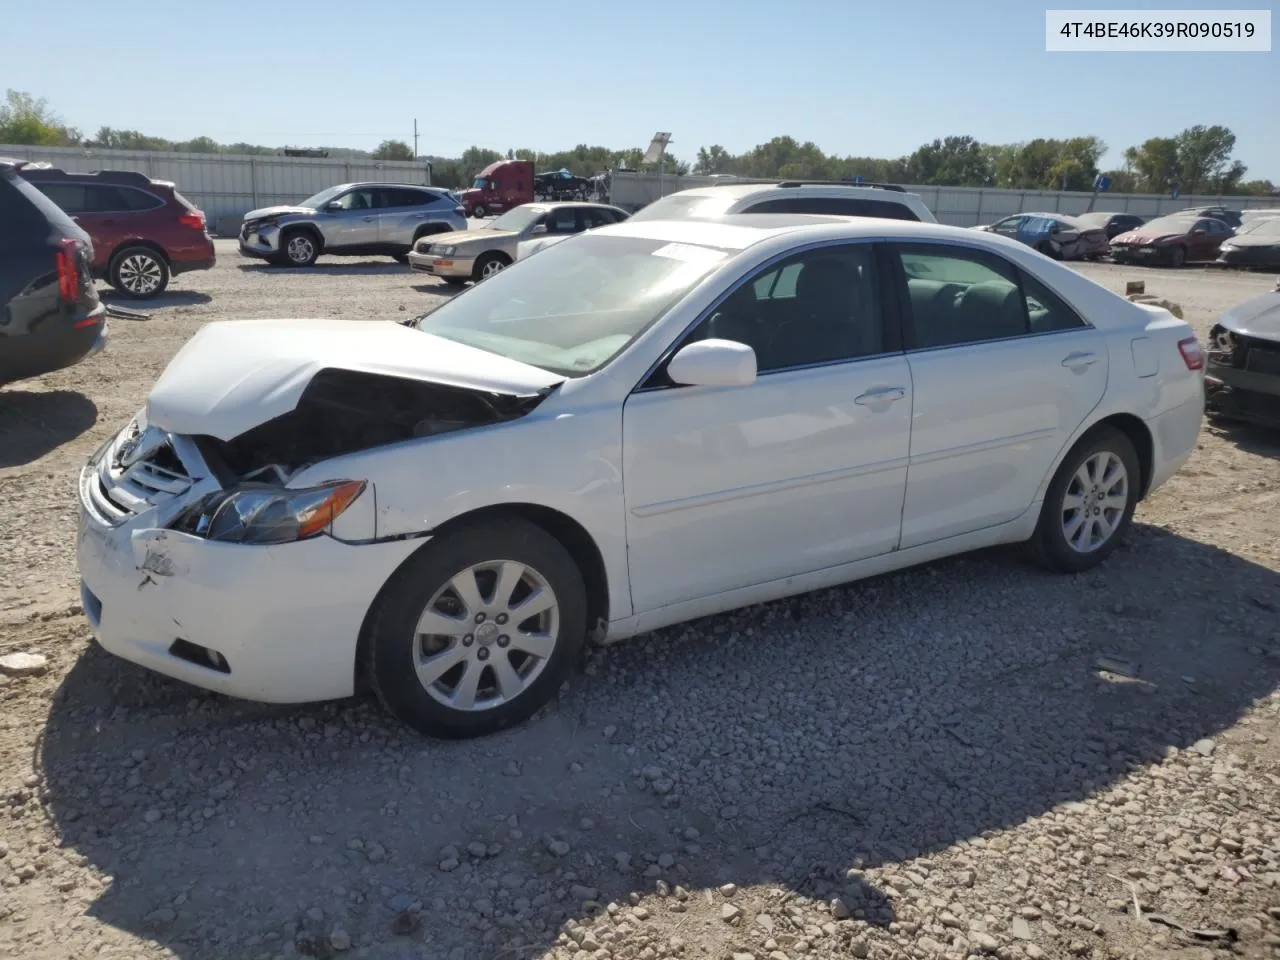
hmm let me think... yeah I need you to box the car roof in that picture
[528,201,624,211]
[596,213,1007,250]
[665,182,914,201]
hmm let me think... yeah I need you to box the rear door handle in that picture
[1061,351,1099,370]
[854,386,906,406]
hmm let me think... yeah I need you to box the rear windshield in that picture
[172,188,198,211]
[628,193,737,222]
[0,172,84,245]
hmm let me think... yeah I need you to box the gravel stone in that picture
[0,652,47,676]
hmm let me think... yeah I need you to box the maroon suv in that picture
[17,164,215,299]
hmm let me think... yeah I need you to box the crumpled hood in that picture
[1224,232,1280,248]
[243,204,313,221]
[1217,292,1280,340]
[145,318,563,441]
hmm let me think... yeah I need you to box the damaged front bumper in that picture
[1205,331,1280,429]
[75,418,423,703]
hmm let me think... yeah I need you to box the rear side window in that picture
[1019,271,1087,334]
[384,188,433,208]
[1,174,81,244]
[85,185,135,212]
[120,187,165,211]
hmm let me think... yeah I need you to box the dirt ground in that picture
[0,242,1277,960]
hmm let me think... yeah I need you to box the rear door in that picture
[375,187,431,247]
[1197,217,1231,260]
[888,241,1108,548]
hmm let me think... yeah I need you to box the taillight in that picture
[55,238,80,303]
[1178,336,1205,371]
[179,211,206,230]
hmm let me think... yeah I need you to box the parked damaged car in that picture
[1110,214,1234,267]
[1215,216,1280,270]
[1205,288,1280,428]
[976,213,1110,261]
[77,216,1204,739]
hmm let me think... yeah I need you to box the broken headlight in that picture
[170,480,366,545]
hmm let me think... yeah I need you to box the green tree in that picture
[0,90,79,145]
[372,139,414,161]
[1174,125,1241,193]
[904,136,993,186]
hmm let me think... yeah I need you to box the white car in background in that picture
[76,215,1204,739]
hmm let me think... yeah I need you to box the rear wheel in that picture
[109,247,169,299]
[1027,425,1140,573]
[364,516,588,738]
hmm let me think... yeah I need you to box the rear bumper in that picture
[1205,357,1280,428]
[0,304,107,385]
[1147,390,1206,495]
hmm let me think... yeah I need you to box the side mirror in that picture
[1192,228,1206,236]
[667,339,757,388]
[531,223,548,235]
[325,201,344,212]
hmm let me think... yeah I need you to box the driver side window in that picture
[331,189,376,211]
[680,243,886,376]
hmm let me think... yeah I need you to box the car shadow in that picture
[100,290,213,308]
[410,283,466,297]
[0,389,98,467]
[236,261,409,277]
[1206,418,1280,458]
[34,524,1280,959]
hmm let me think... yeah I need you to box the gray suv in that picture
[238,182,467,267]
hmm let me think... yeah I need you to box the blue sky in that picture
[5,0,1276,180]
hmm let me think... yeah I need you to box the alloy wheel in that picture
[413,560,560,711]
[1061,451,1129,553]
[118,254,163,295]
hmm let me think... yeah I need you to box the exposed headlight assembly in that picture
[171,480,366,545]
[436,245,456,256]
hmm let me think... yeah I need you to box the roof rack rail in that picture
[774,179,906,193]
[0,158,51,172]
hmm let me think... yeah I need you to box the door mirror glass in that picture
[531,223,548,235]
[667,339,757,388]
[325,200,344,212]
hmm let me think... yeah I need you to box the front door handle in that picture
[854,386,906,406]
[1061,351,1099,370]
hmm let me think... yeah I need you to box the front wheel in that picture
[392,253,409,264]
[472,204,487,219]
[473,252,509,282]
[1168,245,1187,268]
[364,516,588,738]
[109,247,170,299]
[1027,425,1140,573]
[281,229,320,267]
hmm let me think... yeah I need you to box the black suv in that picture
[1,160,105,386]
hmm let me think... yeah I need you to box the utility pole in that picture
[413,119,419,160]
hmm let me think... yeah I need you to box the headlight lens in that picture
[436,245,456,256]
[171,480,366,545]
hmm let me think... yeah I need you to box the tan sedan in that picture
[407,201,629,286]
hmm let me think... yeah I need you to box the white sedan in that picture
[76,215,1206,738]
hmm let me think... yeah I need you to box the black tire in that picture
[472,252,510,283]
[364,516,588,739]
[392,253,410,264]
[1168,245,1186,268]
[472,204,487,219]
[1037,240,1063,261]
[109,246,170,299]
[441,277,467,287]
[280,228,320,267]
[1026,425,1141,574]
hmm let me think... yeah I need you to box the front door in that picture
[622,242,912,614]
[324,187,380,248]
[888,241,1108,548]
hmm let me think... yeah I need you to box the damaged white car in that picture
[77,215,1205,738]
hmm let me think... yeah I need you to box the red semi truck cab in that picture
[459,160,534,218]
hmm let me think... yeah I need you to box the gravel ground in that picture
[0,242,1278,960]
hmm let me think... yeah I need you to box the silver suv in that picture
[628,180,937,223]
[238,183,467,267]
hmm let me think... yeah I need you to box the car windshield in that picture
[628,193,737,222]
[1137,215,1198,235]
[1237,217,1280,236]
[298,185,346,209]
[413,233,730,377]
[487,206,543,232]
[472,177,490,190]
